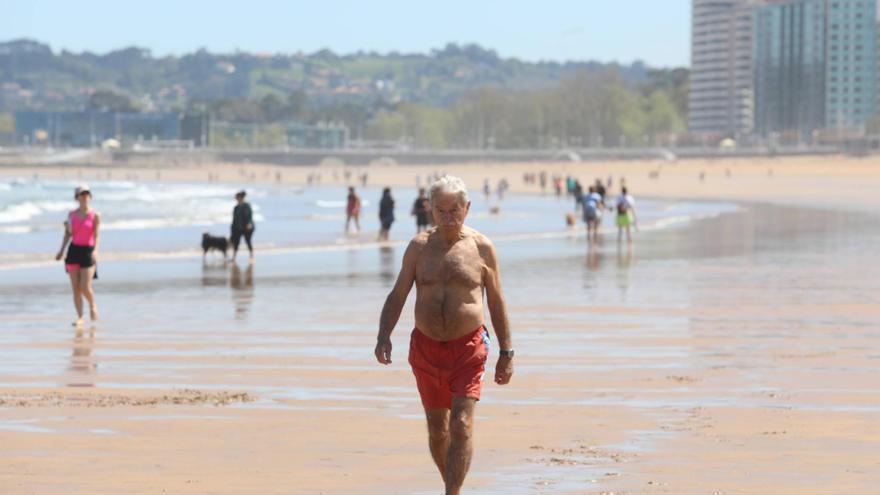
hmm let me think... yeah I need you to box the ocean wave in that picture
[0,200,81,224]
[0,202,44,223]
[100,212,265,231]
[0,225,33,234]
[99,185,243,203]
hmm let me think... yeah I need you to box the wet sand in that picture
[2,156,880,494]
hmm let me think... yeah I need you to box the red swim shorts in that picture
[408,326,490,409]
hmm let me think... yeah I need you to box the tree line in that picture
[201,68,686,149]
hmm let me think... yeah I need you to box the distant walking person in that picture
[55,185,100,328]
[595,178,607,201]
[346,186,362,234]
[582,185,604,243]
[615,187,638,244]
[496,178,509,200]
[378,187,395,241]
[412,188,430,232]
[572,180,584,211]
[231,190,255,263]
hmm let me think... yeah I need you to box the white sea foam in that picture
[99,212,265,231]
[0,200,82,224]
[36,200,73,213]
[0,225,32,234]
[99,185,241,203]
[0,202,43,223]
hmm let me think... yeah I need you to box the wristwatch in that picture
[500,349,515,358]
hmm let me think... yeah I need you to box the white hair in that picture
[429,175,469,206]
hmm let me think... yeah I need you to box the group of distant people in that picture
[534,173,636,244]
[574,177,637,244]
[481,178,510,201]
[345,186,434,239]
[519,171,638,244]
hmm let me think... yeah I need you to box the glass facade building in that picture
[825,0,877,130]
[753,0,877,137]
[754,0,827,137]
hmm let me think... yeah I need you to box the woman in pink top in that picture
[55,185,101,327]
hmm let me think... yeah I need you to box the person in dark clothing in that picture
[572,180,584,212]
[412,188,430,232]
[378,187,395,241]
[231,190,255,263]
[595,178,607,201]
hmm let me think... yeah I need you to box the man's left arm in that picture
[480,237,513,385]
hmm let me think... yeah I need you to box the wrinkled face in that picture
[431,191,469,229]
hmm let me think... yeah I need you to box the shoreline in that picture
[0,193,739,273]
[2,153,880,214]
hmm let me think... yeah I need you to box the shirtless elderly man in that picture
[375,175,514,495]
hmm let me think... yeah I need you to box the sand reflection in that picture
[230,264,255,319]
[616,243,634,298]
[67,326,96,387]
[379,245,395,285]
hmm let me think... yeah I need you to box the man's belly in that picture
[414,294,485,341]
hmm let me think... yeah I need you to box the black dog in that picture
[202,232,229,259]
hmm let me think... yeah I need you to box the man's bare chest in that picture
[416,246,483,288]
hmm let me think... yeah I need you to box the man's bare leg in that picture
[425,408,451,483]
[445,397,476,495]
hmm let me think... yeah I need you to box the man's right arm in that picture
[375,238,421,364]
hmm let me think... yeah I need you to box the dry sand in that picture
[2,154,879,494]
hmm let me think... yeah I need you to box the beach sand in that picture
[2,154,879,494]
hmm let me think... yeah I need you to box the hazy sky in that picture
[2,1,689,67]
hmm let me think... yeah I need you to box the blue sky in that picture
[2,1,689,67]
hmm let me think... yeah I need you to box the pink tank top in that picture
[69,210,96,247]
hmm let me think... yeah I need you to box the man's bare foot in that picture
[73,317,84,328]
[90,306,98,321]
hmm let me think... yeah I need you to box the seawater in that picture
[0,177,736,268]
